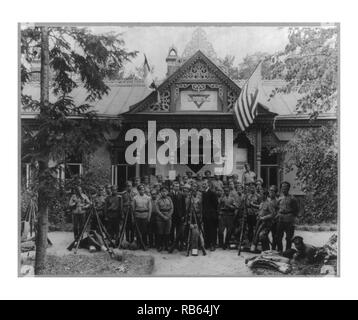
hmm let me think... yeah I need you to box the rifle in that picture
[185,192,206,256]
[238,194,247,256]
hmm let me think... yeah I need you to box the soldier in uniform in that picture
[245,182,261,244]
[228,180,240,204]
[253,186,278,251]
[218,186,238,249]
[155,186,174,252]
[168,181,187,253]
[104,185,122,240]
[156,175,164,187]
[92,187,106,229]
[202,179,219,251]
[185,184,203,254]
[132,184,152,249]
[69,186,91,239]
[211,174,223,192]
[142,175,151,196]
[242,163,256,185]
[276,181,299,253]
[195,172,204,190]
[186,171,195,184]
[148,189,158,248]
[256,178,265,202]
[204,170,212,181]
[121,181,136,243]
[232,173,239,186]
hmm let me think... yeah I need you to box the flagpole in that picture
[240,59,263,90]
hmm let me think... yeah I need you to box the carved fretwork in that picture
[227,89,239,111]
[207,84,224,100]
[181,61,217,81]
[245,130,257,148]
[148,90,170,112]
[174,84,191,98]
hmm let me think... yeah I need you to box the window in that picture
[58,154,83,181]
[261,165,279,189]
[112,148,136,190]
[112,164,136,191]
[260,148,279,188]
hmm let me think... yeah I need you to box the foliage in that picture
[218,55,239,80]
[21,26,137,242]
[267,27,339,223]
[276,123,338,222]
[237,51,271,79]
[266,27,338,117]
[21,26,136,197]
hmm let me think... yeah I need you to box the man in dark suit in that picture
[168,181,187,253]
[201,179,219,251]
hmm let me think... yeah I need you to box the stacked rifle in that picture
[67,200,115,256]
[185,193,206,257]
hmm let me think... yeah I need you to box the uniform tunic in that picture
[245,192,261,243]
[155,196,174,235]
[245,193,261,216]
[242,171,256,185]
[218,194,237,246]
[186,194,202,223]
[69,193,91,239]
[211,179,224,191]
[132,194,151,219]
[276,194,299,251]
[218,195,237,216]
[277,195,299,223]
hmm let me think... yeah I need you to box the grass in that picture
[43,251,155,276]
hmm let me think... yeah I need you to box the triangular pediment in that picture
[127,50,241,114]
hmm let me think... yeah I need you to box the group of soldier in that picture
[69,163,299,255]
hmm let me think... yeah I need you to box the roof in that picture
[128,50,242,114]
[21,79,152,117]
[21,77,336,120]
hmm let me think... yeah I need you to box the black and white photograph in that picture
[18,22,339,278]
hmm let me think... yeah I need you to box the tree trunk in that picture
[34,26,50,275]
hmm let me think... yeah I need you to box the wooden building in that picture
[21,28,336,194]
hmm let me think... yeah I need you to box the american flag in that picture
[143,54,161,104]
[233,61,263,131]
[143,54,156,90]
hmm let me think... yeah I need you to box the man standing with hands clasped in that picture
[276,181,299,253]
[218,186,238,249]
[69,186,91,240]
[132,184,152,249]
[155,186,174,252]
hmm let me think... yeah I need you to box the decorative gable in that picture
[180,60,218,81]
[128,51,241,114]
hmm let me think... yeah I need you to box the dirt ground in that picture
[31,230,335,277]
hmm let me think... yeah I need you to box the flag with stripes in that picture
[233,61,263,131]
[143,54,156,90]
[143,54,161,104]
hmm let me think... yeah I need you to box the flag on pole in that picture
[143,54,156,90]
[143,54,160,104]
[233,61,263,131]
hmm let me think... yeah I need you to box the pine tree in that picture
[21,25,137,274]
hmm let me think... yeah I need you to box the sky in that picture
[90,25,290,79]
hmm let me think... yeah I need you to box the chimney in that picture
[166,46,180,77]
